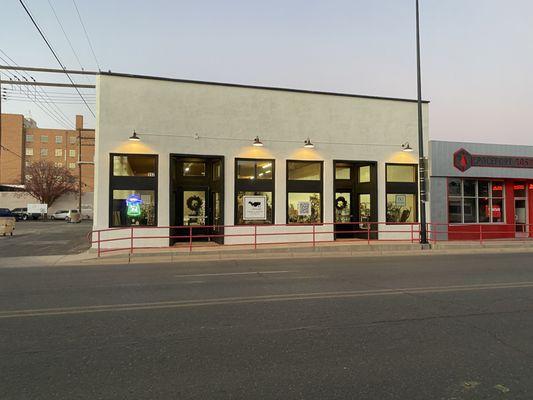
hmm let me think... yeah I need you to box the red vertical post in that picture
[410,223,414,243]
[97,231,101,257]
[130,226,134,254]
[189,226,193,253]
[254,225,257,250]
[312,224,316,247]
[479,224,483,244]
[367,223,371,245]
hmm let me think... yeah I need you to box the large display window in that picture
[286,161,323,223]
[234,158,275,225]
[109,154,158,227]
[386,164,418,223]
[447,179,505,224]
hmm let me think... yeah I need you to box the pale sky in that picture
[1,0,532,144]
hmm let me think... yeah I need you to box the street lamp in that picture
[416,0,428,245]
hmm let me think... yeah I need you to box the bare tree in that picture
[24,161,77,207]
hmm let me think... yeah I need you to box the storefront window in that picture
[113,155,157,177]
[386,194,416,223]
[288,161,321,180]
[288,193,321,223]
[514,182,526,198]
[447,179,505,223]
[335,165,350,180]
[386,164,416,182]
[111,190,156,226]
[385,163,418,223]
[287,161,323,223]
[236,191,273,224]
[183,162,206,177]
[359,166,371,183]
[235,159,275,224]
[110,154,158,227]
[237,159,272,180]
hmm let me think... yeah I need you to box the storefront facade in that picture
[429,140,533,240]
[93,73,428,249]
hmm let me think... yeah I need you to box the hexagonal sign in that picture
[453,148,472,172]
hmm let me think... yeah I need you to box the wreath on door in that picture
[186,195,203,214]
[335,196,348,211]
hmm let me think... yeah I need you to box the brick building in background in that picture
[0,113,94,191]
[0,113,94,215]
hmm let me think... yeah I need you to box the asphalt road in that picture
[0,220,92,256]
[2,253,533,399]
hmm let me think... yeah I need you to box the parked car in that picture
[11,207,40,221]
[50,209,82,222]
[67,209,81,223]
[0,208,14,218]
[50,210,70,220]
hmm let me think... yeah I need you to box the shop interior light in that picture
[253,136,264,147]
[401,142,413,152]
[129,130,140,142]
[304,138,315,148]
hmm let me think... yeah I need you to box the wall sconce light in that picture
[129,130,140,142]
[253,136,264,147]
[401,142,413,152]
[303,138,315,149]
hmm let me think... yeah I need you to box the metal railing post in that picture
[479,225,483,244]
[312,224,316,247]
[189,226,193,253]
[130,226,134,254]
[410,223,414,243]
[97,231,101,257]
[254,225,257,250]
[367,223,371,245]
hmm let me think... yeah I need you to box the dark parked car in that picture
[0,208,14,217]
[11,207,40,221]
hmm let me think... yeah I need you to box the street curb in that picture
[1,243,532,268]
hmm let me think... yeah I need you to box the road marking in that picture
[173,270,291,278]
[2,281,533,319]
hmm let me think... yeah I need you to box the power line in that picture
[72,0,101,71]
[0,57,75,128]
[47,0,86,72]
[0,49,79,128]
[18,0,96,118]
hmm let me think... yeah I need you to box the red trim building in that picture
[430,141,533,241]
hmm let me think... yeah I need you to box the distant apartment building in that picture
[0,114,94,191]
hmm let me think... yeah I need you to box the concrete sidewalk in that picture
[1,239,532,268]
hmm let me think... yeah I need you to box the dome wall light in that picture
[252,136,264,147]
[129,130,140,142]
[401,142,413,152]
[303,138,315,149]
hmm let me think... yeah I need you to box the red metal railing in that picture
[88,222,532,257]
[427,223,533,244]
[89,221,422,257]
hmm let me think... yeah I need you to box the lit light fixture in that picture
[401,142,413,152]
[253,136,264,147]
[129,130,140,141]
[303,138,315,149]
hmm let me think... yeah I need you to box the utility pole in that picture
[78,127,82,214]
[416,0,428,245]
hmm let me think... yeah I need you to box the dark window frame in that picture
[385,163,418,223]
[109,153,158,227]
[234,158,276,225]
[286,160,324,224]
[447,178,506,224]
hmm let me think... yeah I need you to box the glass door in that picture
[515,199,527,237]
[183,190,207,226]
[334,191,353,239]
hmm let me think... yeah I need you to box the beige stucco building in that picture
[94,72,428,249]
